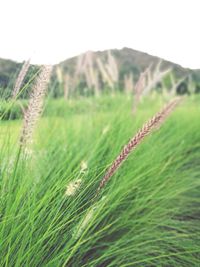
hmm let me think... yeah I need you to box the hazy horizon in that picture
[1,46,200,70]
[0,0,200,68]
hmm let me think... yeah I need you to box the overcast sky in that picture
[0,0,199,68]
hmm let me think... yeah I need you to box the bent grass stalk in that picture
[71,98,182,257]
[12,59,30,99]
[97,97,182,194]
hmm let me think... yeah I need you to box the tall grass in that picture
[0,94,199,266]
[97,97,181,194]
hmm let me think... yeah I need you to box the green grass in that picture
[0,94,200,266]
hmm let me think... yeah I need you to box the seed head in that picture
[20,65,52,147]
[65,179,82,196]
[12,60,30,99]
[97,98,182,194]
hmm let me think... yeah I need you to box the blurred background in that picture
[0,0,200,102]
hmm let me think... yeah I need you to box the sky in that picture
[0,0,200,68]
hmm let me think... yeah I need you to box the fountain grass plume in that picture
[132,67,149,114]
[20,65,52,147]
[97,97,182,194]
[12,59,30,99]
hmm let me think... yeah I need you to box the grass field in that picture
[0,94,200,266]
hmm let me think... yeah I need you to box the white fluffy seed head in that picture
[65,179,82,196]
[80,160,88,174]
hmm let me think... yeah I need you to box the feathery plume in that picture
[20,65,52,147]
[132,67,149,114]
[96,51,119,93]
[97,98,182,194]
[169,73,187,96]
[76,51,100,96]
[80,160,88,174]
[106,50,119,83]
[96,57,114,89]
[12,59,30,99]
[63,73,70,100]
[76,54,85,75]
[124,72,134,95]
[56,66,63,84]
[142,61,171,96]
[65,178,82,196]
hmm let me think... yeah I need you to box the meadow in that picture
[0,91,200,266]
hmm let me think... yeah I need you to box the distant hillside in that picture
[1,47,200,98]
[58,47,191,78]
[55,47,200,97]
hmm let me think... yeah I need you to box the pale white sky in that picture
[0,0,199,68]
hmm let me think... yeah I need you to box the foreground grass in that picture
[0,94,200,266]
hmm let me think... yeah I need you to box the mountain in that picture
[55,47,200,97]
[1,47,200,98]
[58,47,192,78]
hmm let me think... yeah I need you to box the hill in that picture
[59,47,191,77]
[1,47,200,97]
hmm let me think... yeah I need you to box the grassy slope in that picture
[0,94,200,266]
